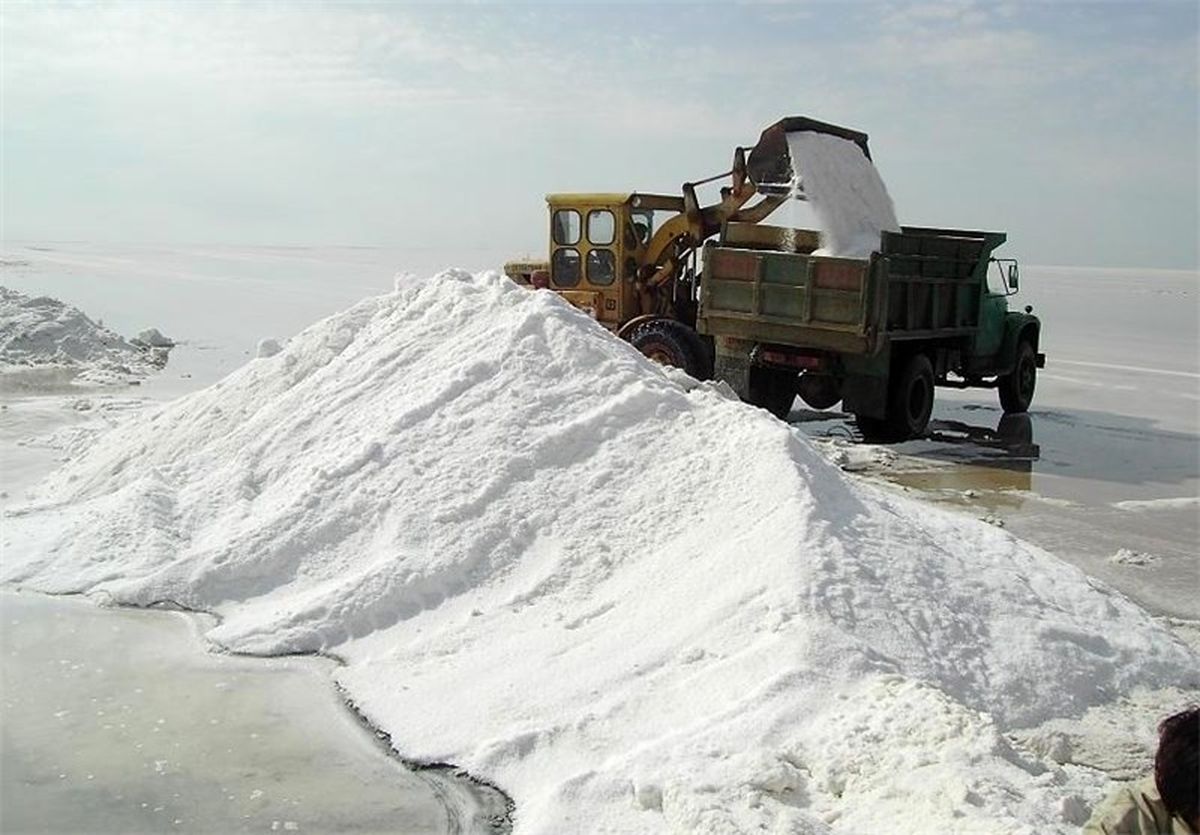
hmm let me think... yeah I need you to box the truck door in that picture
[974,277,1009,358]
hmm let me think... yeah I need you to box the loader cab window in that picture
[586,248,615,286]
[626,210,654,249]
[553,210,581,246]
[587,210,615,246]
[552,248,581,287]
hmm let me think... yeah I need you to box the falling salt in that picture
[785,131,900,258]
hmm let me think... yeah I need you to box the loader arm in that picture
[641,145,788,286]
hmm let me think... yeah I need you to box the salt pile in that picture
[787,131,901,258]
[3,271,1196,833]
[0,286,171,383]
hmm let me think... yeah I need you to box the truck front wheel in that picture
[999,340,1036,413]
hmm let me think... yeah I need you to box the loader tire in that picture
[748,367,796,420]
[998,340,1036,414]
[629,320,712,380]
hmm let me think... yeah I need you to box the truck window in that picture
[586,249,615,285]
[587,210,615,246]
[552,248,581,287]
[553,210,581,246]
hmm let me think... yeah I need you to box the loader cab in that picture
[542,193,686,330]
[544,193,643,329]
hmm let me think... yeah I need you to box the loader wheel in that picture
[628,320,712,380]
[797,373,842,410]
[748,367,796,420]
[887,352,935,440]
[999,340,1036,413]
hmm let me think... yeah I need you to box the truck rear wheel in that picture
[999,340,1036,413]
[853,414,891,441]
[628,319,713,380]
[797,373,842,410]
[856,353,934,442]
[748,367,796,420]
[888,353,935,439]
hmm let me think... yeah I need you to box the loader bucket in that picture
[746,116,873,194]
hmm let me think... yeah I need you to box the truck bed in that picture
[697,226,1006,356]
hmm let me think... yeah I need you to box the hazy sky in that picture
[3,1,1197,268]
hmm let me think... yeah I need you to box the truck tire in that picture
[797,373,842,410]
[853,413,891,441]
[999,340,1036,413]
[628,319,713,380]
[887,352,935,440]
[748,367,796,420]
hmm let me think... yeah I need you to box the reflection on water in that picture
[889,412,1038,503]
[0,592,471,834]
[796,397,1199,502]
[933,412,1039,456]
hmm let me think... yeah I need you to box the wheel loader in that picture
[504,116,1045,441]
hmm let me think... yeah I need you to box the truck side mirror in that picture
[1007,263,1019,291]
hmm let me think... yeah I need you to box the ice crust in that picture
[787,131,901,258]
[3,271,1196,833]
[0,286,169,383]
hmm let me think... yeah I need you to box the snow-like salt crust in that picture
[3,271,1196,833]
[0,286,169,383]
[787,132,901,258]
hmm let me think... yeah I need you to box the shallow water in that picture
[0,591,491,834]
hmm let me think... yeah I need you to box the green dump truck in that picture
[699,220,1045,440]
[692,116,1045,440]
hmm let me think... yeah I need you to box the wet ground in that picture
[0,590,506,834]
[793,387,1198,622]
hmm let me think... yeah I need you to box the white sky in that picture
[2,1,1197,268]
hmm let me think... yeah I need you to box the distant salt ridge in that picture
[3,270,1196,834]
[0,286,171,383]
[787,131,901,257]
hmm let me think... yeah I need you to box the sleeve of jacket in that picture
[1081,778,1172,835]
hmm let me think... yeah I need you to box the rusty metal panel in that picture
[708,280,755,313]
[812,260,864,291]
[708,248,761,282]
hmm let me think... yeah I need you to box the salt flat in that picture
[1,243,1197,834]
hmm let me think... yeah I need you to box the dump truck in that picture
[505,116,1044,440]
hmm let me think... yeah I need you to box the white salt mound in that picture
[134,327,174,348]
[0,286,169,383]
[787,131,901,258]
[3,270,1196,834]
[256,338,283,359]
